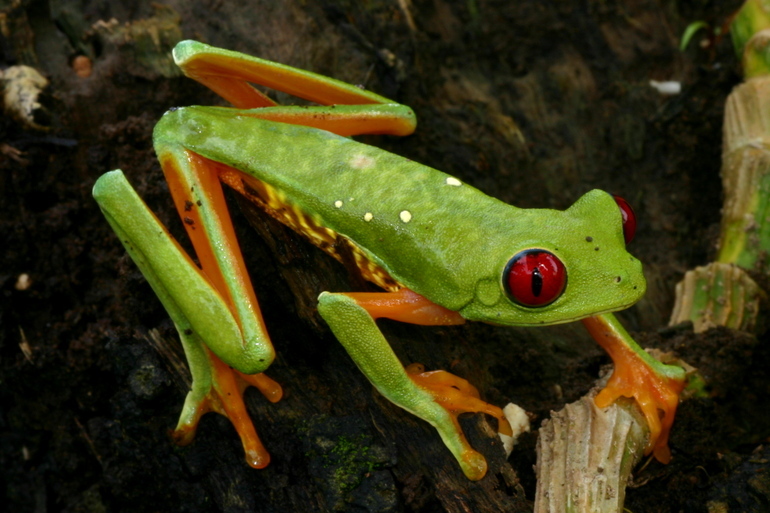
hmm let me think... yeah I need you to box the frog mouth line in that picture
[492,296,643,327]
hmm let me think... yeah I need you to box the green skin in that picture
[157,104,646,319]
[93,41,679,480]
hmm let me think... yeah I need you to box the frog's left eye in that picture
[504,250,567,307]
[613,195,636,244]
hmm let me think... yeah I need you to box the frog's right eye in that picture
[504,249,567,307]
[612,195,636,244]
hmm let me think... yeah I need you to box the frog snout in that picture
[614,258,646,297]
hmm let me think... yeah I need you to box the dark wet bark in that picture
[3,1,768,512]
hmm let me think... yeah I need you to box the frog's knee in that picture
[317,291,346,316]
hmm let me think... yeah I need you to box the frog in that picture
[92,40,686,480]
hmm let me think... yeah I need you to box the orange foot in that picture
[583,315,686,463]
[172,349,282,468]
[406,363,513,475]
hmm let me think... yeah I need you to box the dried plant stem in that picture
[670,1,770,333]
[534,391,647,513]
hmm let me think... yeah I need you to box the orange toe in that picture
[236,370,284,403]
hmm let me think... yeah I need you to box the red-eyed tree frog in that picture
[92,40,686,480]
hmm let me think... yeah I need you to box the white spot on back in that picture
[364,212,373,222]
[446,177,462,186]
[399,210,412,223]
[349,154,375,169]
[334,200,343,208]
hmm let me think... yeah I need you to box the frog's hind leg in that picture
[173,40,394,108]
[156,144,275,373]
[156,140,287,462]
[317,288,512,481]
[172,40,416,137]
[94,142,283,468]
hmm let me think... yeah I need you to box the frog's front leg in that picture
[317,289,512,481]
[583,313,686,463]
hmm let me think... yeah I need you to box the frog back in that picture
[157,106,645,324]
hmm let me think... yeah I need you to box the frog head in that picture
[463,190,645,326]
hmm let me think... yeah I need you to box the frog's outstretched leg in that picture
[583,313,686,463]
[172,40,416,136]
[318,289,513,481]
[93,170,282,468]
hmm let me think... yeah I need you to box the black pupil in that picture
[531,267,543,297]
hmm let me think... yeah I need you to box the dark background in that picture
[2,1,768,511]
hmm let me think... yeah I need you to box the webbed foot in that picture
[406,363,513,479]
[583,314,685,462]
[593,354,684,462]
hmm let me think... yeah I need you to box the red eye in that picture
[504,250,567,307]
[613,195,636,244]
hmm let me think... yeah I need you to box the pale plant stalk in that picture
[532,5,770,511]
[669,0,770,333]
[534,392,647,513]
